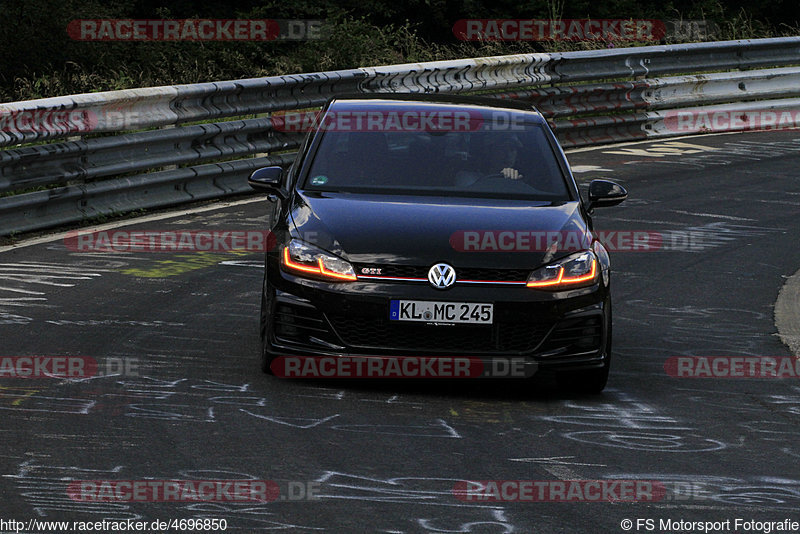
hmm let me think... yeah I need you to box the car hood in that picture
[288,191,590,269]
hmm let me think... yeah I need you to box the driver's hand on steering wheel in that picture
[501,167,523,180]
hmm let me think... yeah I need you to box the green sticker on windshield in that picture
[310,175,328,185]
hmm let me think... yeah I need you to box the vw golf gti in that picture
[249,94,627,393]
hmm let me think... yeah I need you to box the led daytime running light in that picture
[526,258,596,288]
[282,246,357,281]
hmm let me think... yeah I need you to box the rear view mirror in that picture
[248,166,283,193]
[587,179,627,212]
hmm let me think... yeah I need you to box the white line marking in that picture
[509,456,607,467]
[0,286,45,295]
[571,165,612,173]
[671,210,755,221]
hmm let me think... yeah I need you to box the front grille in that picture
[353,264,529,283]
[538,315,603,355]
[327,313,551,354]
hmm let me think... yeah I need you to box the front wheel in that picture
[562,357,610,394]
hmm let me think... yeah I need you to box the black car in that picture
[249,94,627,393]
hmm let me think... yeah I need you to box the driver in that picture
[486,136,524,180]
[455,134,524,186]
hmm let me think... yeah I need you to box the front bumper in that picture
[263,265,611,373]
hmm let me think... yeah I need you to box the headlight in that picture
[526,250,597,289]
[281,239,357,281]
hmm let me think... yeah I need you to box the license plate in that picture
[390,300,493,324]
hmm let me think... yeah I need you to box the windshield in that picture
[301,121,571,200]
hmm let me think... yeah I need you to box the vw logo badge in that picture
[428,263,456,289]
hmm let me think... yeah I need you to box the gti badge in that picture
[428,263,456,289]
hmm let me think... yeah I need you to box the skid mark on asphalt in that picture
[532,390,728,453]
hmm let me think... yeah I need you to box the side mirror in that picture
[587,179,627,212]
[248,166,283,193]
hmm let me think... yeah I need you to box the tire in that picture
[558,298,612,394]
[563,356,610,395]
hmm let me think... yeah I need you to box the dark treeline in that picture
[1,0,798,101]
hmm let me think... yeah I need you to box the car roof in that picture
[326,93,547,125]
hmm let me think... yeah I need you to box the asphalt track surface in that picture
[1,130,799,533]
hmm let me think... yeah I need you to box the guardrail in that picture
[2,36,800,236]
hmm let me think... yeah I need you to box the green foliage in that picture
[0,0,798,102]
